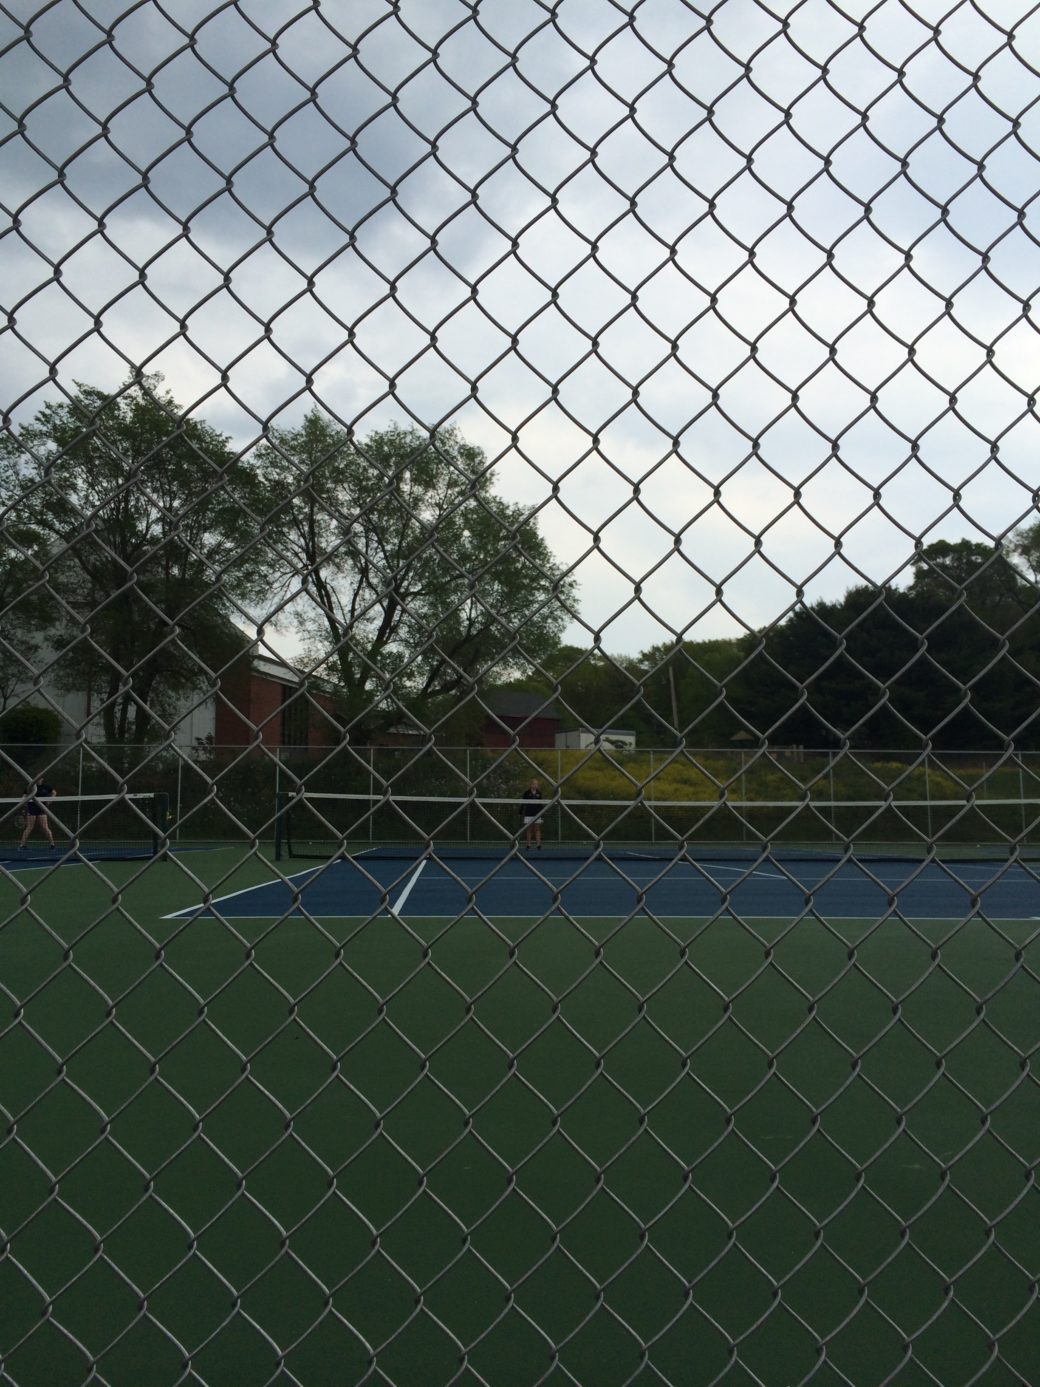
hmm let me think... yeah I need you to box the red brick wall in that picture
[214,660,342,747]
[307,692,341,746]
[214,669,282,745]
[483,716,561,748]
[213,659,256,744]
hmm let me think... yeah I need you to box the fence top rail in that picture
[275,790,1040,809]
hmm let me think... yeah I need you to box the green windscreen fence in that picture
[1,4,1038,1387]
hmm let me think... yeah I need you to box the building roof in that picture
[485,691,561,719]
[252,655,304,686]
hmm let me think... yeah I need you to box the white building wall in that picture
[555,728,637,750]
[10,685,216,747]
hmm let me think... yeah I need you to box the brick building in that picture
[26,663,569,750]
[481,691,562,747]
[213,654,342,749]
[27,652,343,749]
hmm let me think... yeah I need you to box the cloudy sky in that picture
[2,0,1038,658]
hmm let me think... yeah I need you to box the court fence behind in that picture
[5,743,1040,847]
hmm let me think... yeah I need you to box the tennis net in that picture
[273,790,1040,863]
[0,793,169,862]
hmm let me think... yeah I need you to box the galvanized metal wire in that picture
[1,1,1038,1384]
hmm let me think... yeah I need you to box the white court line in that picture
[453,861,791,881]
[161,866,321,919]
[146,911,1035,923]
[161,856,1038,924]
[2,859,92,874]
[164,858,431,922]
[389,859,427,916]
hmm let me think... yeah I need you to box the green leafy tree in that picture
[530,646,655,735]
[257,412,577,735]
[734,587,922,747]
[910,538,1033,626]
[0,705,63,745]
[637,638,752,745]
[0,517,55,711]
[903,539,1040,745]
[729,539,1040,749]
[1011,520,1040,584]
[0,378,267,743]
[0,704,63,780]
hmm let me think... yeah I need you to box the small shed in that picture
[482,692,562,747]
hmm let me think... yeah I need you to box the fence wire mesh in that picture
[1,1,1039,1384]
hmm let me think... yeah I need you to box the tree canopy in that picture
[0,389,578,744]
[495,536,1040,751]
[727,540,1040,749]
[617,538,1040,751]
[257,412,577,736]
[0,378,265,742]
[3,377,1037,754]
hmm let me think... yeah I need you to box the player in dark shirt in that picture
[521,779,544,851]
[19,783,56,849]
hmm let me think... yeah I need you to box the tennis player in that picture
[521,778,544,850]
[19,782,56,850]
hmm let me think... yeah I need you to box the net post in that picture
[925,747,933,842]
[1020,757,1027,840]
[152,792,170,859]
[274,791,290,861]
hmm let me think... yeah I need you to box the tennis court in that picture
[164,849,1040,923]
[2,842,1037,1386]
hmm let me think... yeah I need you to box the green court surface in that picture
[1,849,1037,1386]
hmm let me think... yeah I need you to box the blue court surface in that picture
[167,853,1040,921]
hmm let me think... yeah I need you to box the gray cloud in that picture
[2,0,1038,658]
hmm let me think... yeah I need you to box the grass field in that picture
[1,846,1037,1386]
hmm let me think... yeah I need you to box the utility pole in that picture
[668,660,679,739]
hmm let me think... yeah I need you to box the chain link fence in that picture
[2,2,1038,1385]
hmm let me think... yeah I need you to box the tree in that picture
[735,586,925,747]
[0,706,63,744]
[637,638,752,745]
[1010,521,1040,585]
[909,538,1033,627]
[527,645,653,734]
[0,704,62,781]
[0,517,55,712]
[257,413,576,735]
[0,378,268,743]
[904,539,1040,745]
[727,538,1040,750]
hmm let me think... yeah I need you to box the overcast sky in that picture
[2,0,1038,658]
